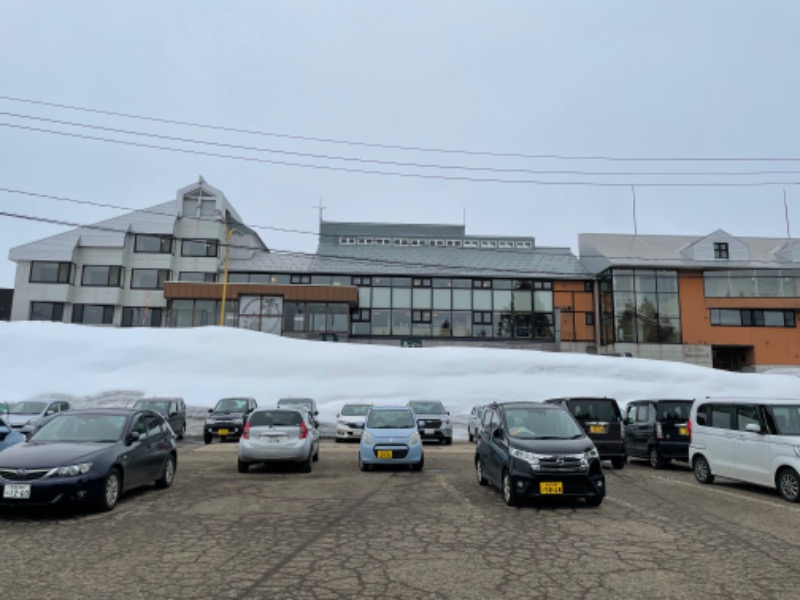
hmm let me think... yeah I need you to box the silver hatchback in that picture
[237,408,320,473]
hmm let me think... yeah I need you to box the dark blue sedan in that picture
[0,416,25,454]
[0,409,177,512]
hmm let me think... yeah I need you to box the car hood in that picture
[208,411,246,419]
[365,427,416,442]
[5,414,41,427]
[0,442,112,469]
[510,437,594,455]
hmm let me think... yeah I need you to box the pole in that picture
[631,185,638,236]
[219,226,232,326]
[784,188,792,239]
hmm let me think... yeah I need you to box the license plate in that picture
[678,426,688,435]
[218,428,229,436]
[423,429,435,435]
[3,484,31,499]
[377,450,393,459]
[262,435,286,443]
[589,425,606,434]
[540,482,563,495]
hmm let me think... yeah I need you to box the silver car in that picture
[468,405,486,443]
[237,408,320,473]
[7,399,72,437]
[408,400,453,445]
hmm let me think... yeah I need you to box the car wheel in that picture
[313,450,319,462]
[777,468,800,503]
[411,455,424,472]
[468,432,474,443]
[94,468,122,512]
[476,458,488,486]
[649,447,665,469]
[693,455,714,484]
[611,457,626,470]
[444,437,453,446]
[178,424,185,440]
[585,495,604,507]
[502,470,519,507]
[359,455,370,472]
[237,459,249,474]
[155,454,176,489]
[300,452,313,473]
[335,438,341,444]
[203,433,213,445]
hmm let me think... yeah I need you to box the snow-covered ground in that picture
[3,322,800,439]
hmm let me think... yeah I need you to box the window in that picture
[736,405,761,431]
[636,403,650,423]
[463,240,479,249]
[353,276,372,286]
[291,275,312,284]
[131,269,171,289]
[352,309,371,322]
[714,242,729,259]
[30,302,64,322]
[711,309,795,328]
[586,313,595,326]
[626,404,638,423]
[72,304,114,325]
[472,311,492,324]
[710,404,732,429]
[473,279,492,289]
[81,265,122,287]
[30,261,72,284]
[121,307,163,327]
[584,281,593,292]
[412,278,432,288]
[498,241,514,249]
[179,272,217,283]
[134,234,173,254]
[412,310,432,323]
[182,239,218,257]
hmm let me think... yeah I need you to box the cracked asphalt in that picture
[2,440,800,600]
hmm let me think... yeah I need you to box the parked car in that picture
[133,397,187,439]
[468,405,486,442]
[237,408,319,473]
[475,402,605,507]
[624,399,693,468]
[204,397,257,444]
[0,409,177,512]
[336,403,372,442]
[408,400,453,445]
[689,397,800,503]
[543,397,626,469]
[0,416,25,454]
[0,402,10,415]
[277,398,319,427]
[7,399,72,437]
[359,406,424,472]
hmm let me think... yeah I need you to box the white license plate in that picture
[424,429,435,435]
[3,484,31,499]
[262,436,287,443]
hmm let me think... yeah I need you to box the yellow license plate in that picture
[377,450,393,459]
[218,429,229,436]
[679,426,688,435]
[589,425,606,434]
[540,482,563,495]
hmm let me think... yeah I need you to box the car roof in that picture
[629,398,693,404]
[543,397,615,402]
[493,402,565,410]
[47,408,142,416]
[696,397,800,405]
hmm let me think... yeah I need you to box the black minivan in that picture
[624,399,692,468]
[475,402,605,507]
[543,397,627,469]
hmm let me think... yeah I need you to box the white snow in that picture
[3,321,800,439]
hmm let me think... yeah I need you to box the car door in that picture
[483,409,506,485]
[732,404,772,486]
[705,404,736,478]
[624,404,640,457]
[122,415,151,489]
[629,402,651,458]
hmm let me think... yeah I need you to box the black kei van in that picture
[624,399,692,469]
[475,402,605,507]
[543,397,627,469]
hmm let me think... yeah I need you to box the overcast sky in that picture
[1,1,799,287]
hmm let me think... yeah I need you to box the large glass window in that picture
[392,310,411,336]
[134,234,172,254]
[704,269,800,298]
[81,265,122,287]
[30,302,64,322]
[121,307,163,327]
[72,304,114,325]
[182,239,218,257]
[433,289,451,310]
[372,288,391,308]
[131,269,171,289]
[711,309,795,328]
[30,261,72,284]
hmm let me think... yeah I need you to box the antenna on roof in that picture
[312,197,327,227]
[784,188,792,239]
[631,185,638,236]
[463,206,466,227]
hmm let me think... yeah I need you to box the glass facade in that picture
[704,269,800,298]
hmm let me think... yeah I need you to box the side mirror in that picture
[314,410,319,416]
[493,427,504,439]
[45,410,55,416]
[208,408,213,413]
[127,431,141,445]
[745,423,763,434]
[169,411,178,417]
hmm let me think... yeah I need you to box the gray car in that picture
[277,397,320,427]
[7,399,71,436]
[237,408,320,473]
[468,405,486,442]
[132,397,187,439]
[408,400,453,445]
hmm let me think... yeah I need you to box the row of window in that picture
[710,309,796,328]
[30,262,216,288]
[704,270,800,298]
[338,237,534,250]
[30,302,163,327]
[694,403,791,435]
[133,235,219,257]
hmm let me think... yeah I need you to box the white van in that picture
[689,397,800,502]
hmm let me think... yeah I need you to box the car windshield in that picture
[656,401,692,421]
[279,399,313,411]
[214,398,248,412]
[341,405,371,416]
[505,408,584,439]
[30,414,127,443]
[367,410,415,429]
[409,401,446,415]
[0,402,8,413]
[569,399,620,422]
[765,405,800,435]
[250,410,302,427]
[9,401,47,415]
[134,401,170,416]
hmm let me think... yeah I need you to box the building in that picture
[580,230,800,371]
[0,288,12,321]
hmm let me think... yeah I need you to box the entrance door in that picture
[712,346,753,372]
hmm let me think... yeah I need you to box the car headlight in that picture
[441,418,450,427]
[362,431,374,445]
[54,463,92,477]
[510,448,541,470]
[205,418,215,424]
[584,448,599,461]
[233,418,243,425]
[409,432,420,445]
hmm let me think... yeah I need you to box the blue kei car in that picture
[0,415,25,454]
[359,406,424,472]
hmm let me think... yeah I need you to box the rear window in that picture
[656,401,692,421]
[249,411,302,427]
[568,399,621,422]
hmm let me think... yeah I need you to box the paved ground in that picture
[2,440,800,600]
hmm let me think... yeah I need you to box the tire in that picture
[586,495,604,507]
[203,433,212,445]
[693,455,714,484]
[177,424,185,441]
[300,452,313,473]
[411,455,424,472]
[155,454,176,489]
[777,468,800,503]
[93,468,122,512]
[649,447,665,469]
[611,457,626,470]
[502,470,519,507]
[313,450,319,462]
[237,459,249,474]
[444,437,453,446]
[476,458,488,486]
[359,455,370,472]
[468,431,474,443]
[335,438,341,444]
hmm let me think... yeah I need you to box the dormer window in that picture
[714,242,729,259]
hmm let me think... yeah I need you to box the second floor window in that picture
[81,265,122,287]
[134,234,173,254]
[714,242,729,259]
[30,261,72,284]
[182,239,219,257]
[131,269,171,289]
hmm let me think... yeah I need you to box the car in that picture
[467,405,486,442]
[359,406,424,472]
[6,399,72,436]
[475,402,605,507]
[0,408,177,512]
[407,400,453,445]
[0,402,10,416]
[0,416,25,454]
[543,397,627,469]
[689,397,800,503]
[204,397,258,444]
[277,398,319,427]
[132,397,187,439]
[237,407,320,473]
[624,399,693,468]
[335,403,372,442]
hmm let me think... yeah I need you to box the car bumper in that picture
[0,474,104,507]
[656,440,689,461]
[360,443,424,465]
[205,424,243,438]
[418,427,452,442]
[238,439,312,463]
[336,425,364,440]
[592,440,627,461]
[509,464,606,500]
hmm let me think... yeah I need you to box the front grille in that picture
[539,456,586,473]
[373,446,408,459]
[0,468,51,482]
[418,419,442,428]
[346,422,364,429]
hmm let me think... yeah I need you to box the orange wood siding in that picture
[555,281,595,342]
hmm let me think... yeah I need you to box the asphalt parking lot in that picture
[3,440,800,600]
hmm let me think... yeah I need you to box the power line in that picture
[2,94,800,163]
[4,122,800,188]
